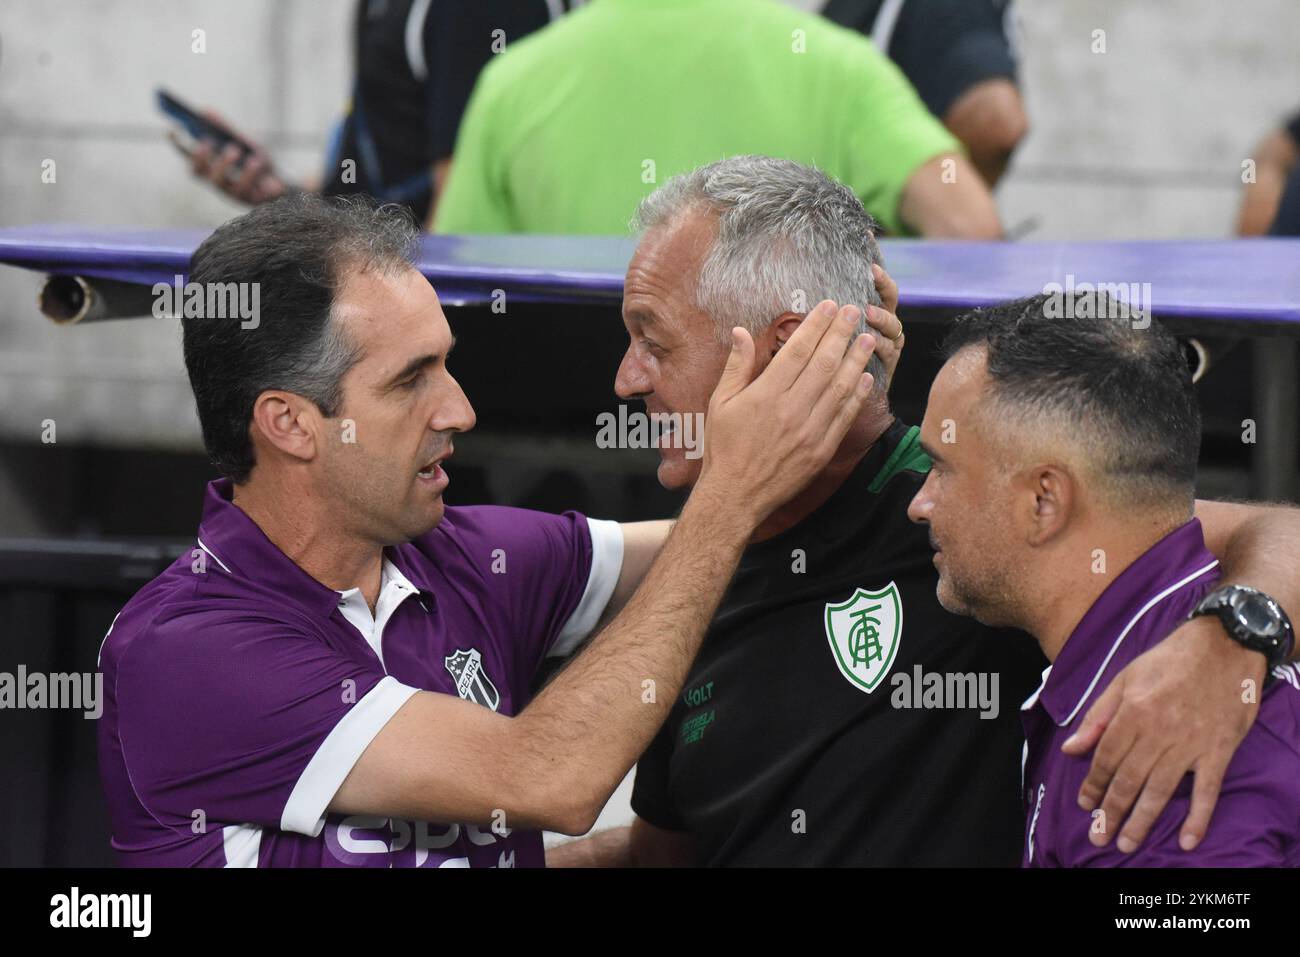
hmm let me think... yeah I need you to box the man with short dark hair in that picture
[907,294,1299,865]
[96,192,880,866]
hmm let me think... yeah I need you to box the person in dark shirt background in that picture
[177,0,571,223]
[1237,108,1300,237]
[816,0,1028,186]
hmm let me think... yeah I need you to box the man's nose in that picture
[614,347,651,400]
[907,483,932,525]
[435,374,477,434]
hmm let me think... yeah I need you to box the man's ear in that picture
[249,390,320,467]
[767,311,805,356]
[1022,464,1075,547]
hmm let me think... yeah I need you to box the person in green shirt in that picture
[433,0,1002,238]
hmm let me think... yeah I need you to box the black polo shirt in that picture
[322,0,565,222]
[1269,108,1300,236]
[631,418,1047,866]
[821,0,1019,119]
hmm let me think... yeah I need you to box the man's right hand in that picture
[698,300,875,526]
[174,110,289,205]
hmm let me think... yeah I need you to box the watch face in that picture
[1232,592,1282,638]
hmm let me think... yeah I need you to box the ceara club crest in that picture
[824,583,903,693]
[444,648,502,712]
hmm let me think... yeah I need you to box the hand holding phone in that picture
[158,88,288,205]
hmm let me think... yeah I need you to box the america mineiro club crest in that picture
[823,582,903,693]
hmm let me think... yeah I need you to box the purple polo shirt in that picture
[1022,518,1300,867]
[97,479,624,868]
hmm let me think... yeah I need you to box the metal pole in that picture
[1253,336,1299,502]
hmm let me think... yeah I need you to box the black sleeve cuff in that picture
[921,30,1019,119]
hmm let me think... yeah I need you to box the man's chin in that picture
[936,577,974,618]
[422,497,446,531]
[937,577,1006,627]
[656,454,700,491]
[391,496,445,544]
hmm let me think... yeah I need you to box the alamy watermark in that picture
[50,887,150,937]
[596,407,705,459]
[1042,274,1151,330]
[890,665,1000,720]
[152,275,260,329]
[0,665,102,719]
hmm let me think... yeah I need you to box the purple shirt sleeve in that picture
[428,506,621,681]
[1052,759,1294,867]
[113,608,396,836]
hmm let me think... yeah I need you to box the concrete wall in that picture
[998,0,1300,239]
[0,0,353,465]
[0,0,353,532]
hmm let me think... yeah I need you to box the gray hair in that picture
[633,155,887,387]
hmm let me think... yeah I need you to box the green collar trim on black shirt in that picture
[867,424,932,493]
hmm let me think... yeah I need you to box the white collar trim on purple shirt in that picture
[1058,559,1220,727]
[195,536,233,575]
[334,559,421,668]
[1021,665,1053,713]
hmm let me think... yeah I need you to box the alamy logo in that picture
[1041,274,1151,330]
[151,274,260,329]
[595,407,704,459]
[444,648,501,711]
[0,666,102,719]
[889,665,1000,719]
[49,887,150,937]
[823,583,903,693]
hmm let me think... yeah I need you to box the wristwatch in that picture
[1191,585,1295,681]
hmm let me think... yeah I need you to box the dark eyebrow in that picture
[383,336,456,390]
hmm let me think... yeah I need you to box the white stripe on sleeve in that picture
[280,675,420,837]
[548,518,625,659]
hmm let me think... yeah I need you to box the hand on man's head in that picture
[867,264,905,389]
[697,299,875,526]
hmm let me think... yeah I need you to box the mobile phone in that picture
[156,88,254,158]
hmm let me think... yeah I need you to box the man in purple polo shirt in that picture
[908,292,1300,866]
[97,193,881,866]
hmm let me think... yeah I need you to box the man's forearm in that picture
[898,153,1004,239]
[546,827,634,867]
[942,78,1028,188]
[515,488,750,833]
[1237,130,1297,235]
[1196,499,1300,662]
[597,519,674,629]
